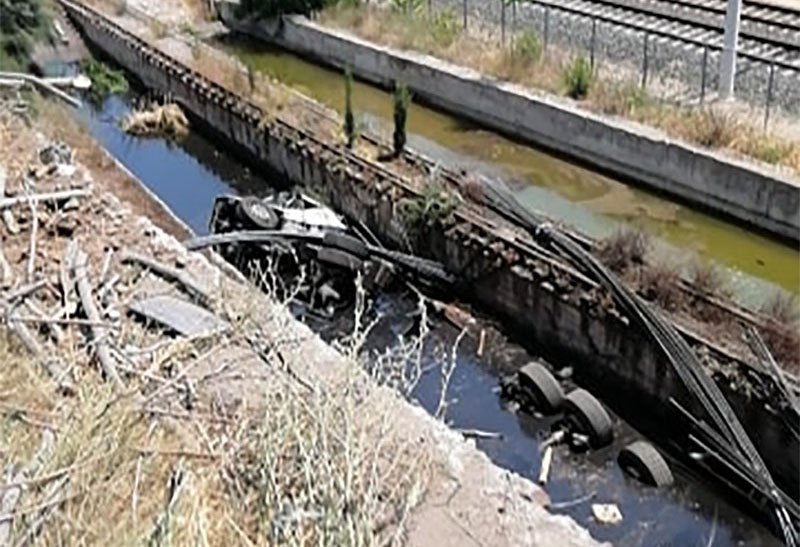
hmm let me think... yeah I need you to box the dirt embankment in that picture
[0,95,601,545]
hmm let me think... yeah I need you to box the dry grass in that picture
[321,4,800,173]
[0,100,433,545]
[637,259,684,312]
[687,258,733,323]
[596,227,650,274]
[121,101,189,138]
[759,292,800,372]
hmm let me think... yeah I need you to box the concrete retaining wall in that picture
[64,0,798,502]
[219,4,800,243]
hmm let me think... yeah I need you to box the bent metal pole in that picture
[719,0,743,99]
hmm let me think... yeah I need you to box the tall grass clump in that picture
[597,227,650,274]
[429,8,460,47]
[759,292,800,371]
[563,56,593,99]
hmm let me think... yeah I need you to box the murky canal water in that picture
[221,38,800,307]
[72,93,780,546]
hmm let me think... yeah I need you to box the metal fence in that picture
[412,0,800,129]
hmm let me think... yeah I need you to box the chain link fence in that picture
[409,0,800,129]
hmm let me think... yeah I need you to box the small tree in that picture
[344,68,356,148]
[392,81,410,157]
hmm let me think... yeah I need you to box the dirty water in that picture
[220,38,800,307]
[72,91,781,547]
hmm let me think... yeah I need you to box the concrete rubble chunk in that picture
[591,503,623,525]
[129,294,229,336]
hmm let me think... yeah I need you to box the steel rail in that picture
[582,0,800,49]
[517,0,800,70]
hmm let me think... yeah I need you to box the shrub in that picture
[638,259,683,311]
[390,0,424,15]
[429,9,460,47]
[758,292,800,371]
[392,81,411,157]
[510,31,542,64]
[683,107,740,148]
[597,227,650,274]
[343,68,357,148]
[0,0,49,67]
[687,258,732,323]
[81,59,129,104]
[400,180,457,237]
[563,56,593,100]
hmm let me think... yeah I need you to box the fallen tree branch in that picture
[72,247,124,392]
[26,186,39,282]
[0,72,81,108]
[0,189,88,210]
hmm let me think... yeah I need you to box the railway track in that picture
[531,0,800,68]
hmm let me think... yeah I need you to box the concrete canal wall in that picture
[218,2,800,243]
[62,0,798,498]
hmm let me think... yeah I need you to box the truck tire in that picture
[238,197,279,230]
[322,232,369,259]
[317,248,364,271]
[618,441,674,487]
[518,362,564,414]
[564,388,613,448]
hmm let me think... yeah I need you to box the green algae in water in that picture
[221,38,800,298]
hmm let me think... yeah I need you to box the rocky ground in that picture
[0,84,602,545]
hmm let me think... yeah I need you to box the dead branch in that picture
[0,189,88,210]
[26,187,38,282]
[0,244,13,288]
[60,240,77,310]
[0,72,81,107]
[0,166,19,235]
[23,301,65,344]
[2,279,47,306]
[72,247,124,392]
[120,250,212,307]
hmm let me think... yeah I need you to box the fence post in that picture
[764,62,775,130]
[512,0,517,31]
[700,45,708,104]
[590,17,597,69]
[544,6,550,52]
[641,32,649,89]
[463,0,468,30]
[428,0,432,16]
[501,0,506,45]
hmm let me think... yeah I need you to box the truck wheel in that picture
[564,388,613,448]
[238,197,279,229]
[518,362,564,414]
[618,441,674,487]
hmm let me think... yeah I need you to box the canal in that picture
[72,92,781,546]
[221,37,800,307]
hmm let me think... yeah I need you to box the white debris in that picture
[591,503,623,525]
